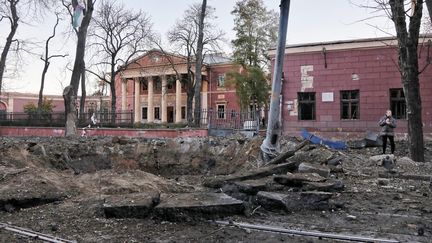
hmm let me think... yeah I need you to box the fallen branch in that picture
[266,140,309,165]
[0,222,76,243]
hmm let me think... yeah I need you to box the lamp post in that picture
[260,0,291,162]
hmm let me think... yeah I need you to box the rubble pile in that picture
[0,136,431,242]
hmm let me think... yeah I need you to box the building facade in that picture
[0,92,110,114]
[272,37,432,138]
[115,50,241,124]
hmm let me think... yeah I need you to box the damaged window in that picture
[298,92,315,120]
[390,88,406,119]
[340,90,359,119]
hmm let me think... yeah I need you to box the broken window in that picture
[217,104,225,119]
[390,88,406,119]
[154,107,160,120]
[217,74,225,87]
[142,107,148,120]
[140,77,148,91]
[298,92,315,120]
[340,90,359,119]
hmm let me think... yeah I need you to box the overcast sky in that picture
[0,0,394,95]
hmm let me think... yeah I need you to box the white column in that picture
[121,79,127,111]
[148,76,154,122]
[161,75,167,123]
[175,79,182,123]
[134,78,140,123]
[202,80,208,112]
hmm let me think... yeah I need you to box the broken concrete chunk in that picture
[273,172,326,187]
[103,192,160,218]
[303,180,345,192]
[298,162,330,178]
[256,191,333,212]
[369,154,395,164]
[256,191,291,212]
[154,192,244,220]
[203,161,299,188]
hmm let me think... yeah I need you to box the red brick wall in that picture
[280,45,432,138]
[208,64,241,112]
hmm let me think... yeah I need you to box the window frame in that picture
[217,104,226,119]
[340,90,360,120]
[154,107,160,120]
[297,92,316,121]
[142,107,148,120]
[389,88,406,119]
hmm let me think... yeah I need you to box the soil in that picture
[0,135,431,242]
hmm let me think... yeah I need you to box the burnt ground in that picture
[0,135,431,242]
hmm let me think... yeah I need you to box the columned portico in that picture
[147,76,154,122]
[161,75,168,123]
[175,79,182,123]
[134,78,140,123]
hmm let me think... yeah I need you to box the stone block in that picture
[103,192,160,218]
[298,162,330,178]
[273,172,326,187]
[154,192,244,220]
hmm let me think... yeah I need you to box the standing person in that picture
[379,110,397,154]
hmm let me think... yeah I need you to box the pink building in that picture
[272,37,432,138]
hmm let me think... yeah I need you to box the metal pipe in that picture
[213,221,400,243]
[0,223,77,243]
[260,0,291,162]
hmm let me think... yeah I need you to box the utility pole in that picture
[260,0,291,162]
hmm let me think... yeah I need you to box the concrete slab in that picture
[256,191,333,212]
[102,192,160,218]
[154,192,244,220]
[273,172,326,186]
[303,180,345,192]
[203,161,299,188]
[298,162,331,178]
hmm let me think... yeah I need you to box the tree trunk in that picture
[0,1,19,95]
[389,0,425,161]
[64,0,94,137]
[79,61,86,117]
[110,76,117,124]
[193,0,207,127]
[186,90,194,126]
[38,62,49,108]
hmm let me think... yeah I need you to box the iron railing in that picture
[0,110,134,128]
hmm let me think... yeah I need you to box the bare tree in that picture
[63,0,95,137]
[38,13,68,109]
[193,0,207,126]
[86,0,153,123]
[383,0,425,161]
[168,3,224,126]
[61,0,88,117]
[0,0,55,94]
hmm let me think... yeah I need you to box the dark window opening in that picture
[154,77,162,92]
[298,92,315,120]
[390,88,406,119]
[142,107,148,120]
[181,106,186,119]
[217,104,225,119]
[154,107,160,120]
[140,77,148,91]
[340,90,359,119]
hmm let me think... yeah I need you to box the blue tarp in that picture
[301,129,347,150]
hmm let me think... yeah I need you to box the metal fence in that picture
[0,110,134,128]
[200,109,265,131]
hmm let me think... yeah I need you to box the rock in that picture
[327,157,342,166]
[369,154,395,164]
[154,192,244,221]
[222,178,274,201]
[256,191,333,212]
[303,180,345,192]
[382,156,395,170]
[328,164,344,173]
[298,163,330,178]
[377,178,390,186]
[346,214,357,220]
[273,172,326,187]
[256,191,291,212]
[103,192,160,218]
